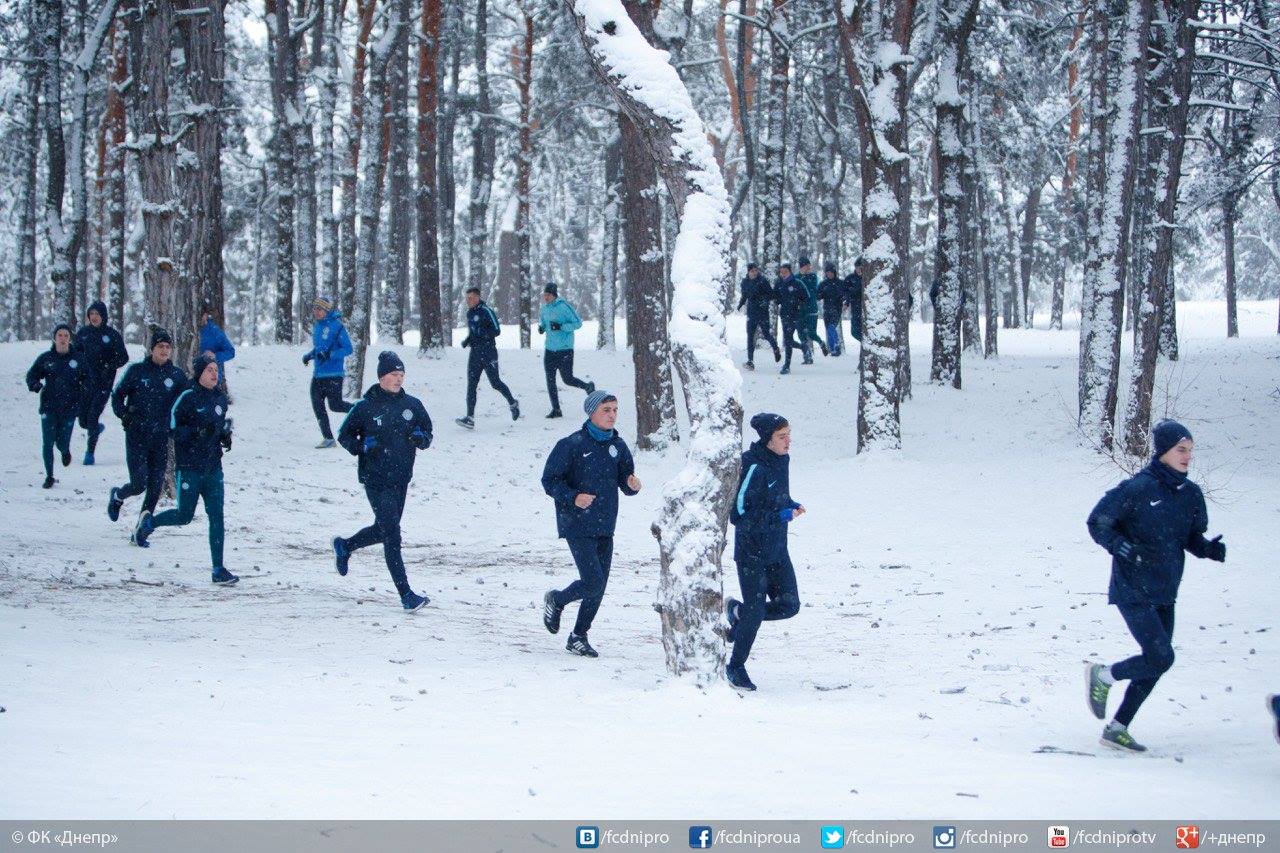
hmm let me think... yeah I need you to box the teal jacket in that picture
[797,272,821,320]
[538,298,583,352]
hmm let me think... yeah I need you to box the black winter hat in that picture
[1152,419,1193,459]
[798,256,811,267]
[86,300,108,322]
[377,350,406,378]
[750,412,789,443]
[746,262,759,272]
[149,327,173,350]
[824,263,838,275]
[192,352,218,381]
[52,323,73,339]
[544,282,558,296]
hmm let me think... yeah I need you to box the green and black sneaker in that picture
[1086,663,1111,720]
[1100,721,1147,753]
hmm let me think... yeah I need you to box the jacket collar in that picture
[1144,459,1188,490]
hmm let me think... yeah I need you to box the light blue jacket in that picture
[538,298,583,352]
[307,311,354,378]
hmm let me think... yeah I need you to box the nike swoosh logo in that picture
[1150,500,1162,506]
[768,481,777,487]
[582,452,592,457]
[195,407,207,413]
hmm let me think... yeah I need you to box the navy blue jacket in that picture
[775,275,809,320]
[818,276,846,320]
[27,347,88,418]
[169,384,230,473]
[463,301,502,360]
[737,276,774,319]
[730,441,800,565]
[338,384,434,488]
[1087,461,1213,605]
[112,358,189,439]
[541,423,638,539]
[74,312,129,386]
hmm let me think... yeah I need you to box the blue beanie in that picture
[584,389,616,416]
[192,352,217,381]
[377,350,405,377]
[1152,419,1192,459]
[750,412,789,443]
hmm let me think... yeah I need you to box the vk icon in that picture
[933,826,957,849]
[689,825,714,848]
[576,826,600,849]
[820,825,846,849]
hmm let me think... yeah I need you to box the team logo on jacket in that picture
[164,377,174,388]
[322,328,331,338]
[215,405,223,416]
[402,408,412,420]
[69,359,78,368]
[608,445,618,458]
[102,334,110,343]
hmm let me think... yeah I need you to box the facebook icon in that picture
[689,826,714,848]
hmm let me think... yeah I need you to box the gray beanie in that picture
[584,389,616,416]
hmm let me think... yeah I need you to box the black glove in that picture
[1114,539,1151,566]
[119,413,133,431]
[302,351,314,366]
[461,336,472,349]
[537,324,545,335]
[219,419,234,451]
[28,380,43,393]
[550,322,562,331]
[1204,534,1226,563]
[410,427,430,450]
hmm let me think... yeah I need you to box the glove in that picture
[119,413,133,431]
[1114,539,1151,566]
[302,352,314,366]
[550,322,562,331]
[778,508,795,522]
[362,435,378,454]
[28,380,43,393]
[537,325,545,335]
[1205,534,1226,563]
[219,419,234,451]
[461,337,472,349]
[410,428,430,450]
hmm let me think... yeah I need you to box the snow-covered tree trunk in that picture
[345,3,401,398]
[1121,0,1198,457]
[1019,173,1043,327]
[977,179,998,357]
[597,132,621,350]
[1078,0,1150,452]
[759,0,788,280]
[37,0,73,325]
[340,0,377,326]
[567,0,742,687]
[178,0,226,331]
[15,0,44,340]
[929,0,976,389]
[1050,10,1086,332]
[467,0,495,294]
[515,7,534,349]
[836,0,918,452]
[104,4,128,331]
[136,0,179,339]
[267,0,298,342]
[415,0,446,355]
[437,0,461,338]
[382,13,412,344]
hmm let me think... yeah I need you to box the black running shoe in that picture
[566,633,598,658]
[543,590,564,634]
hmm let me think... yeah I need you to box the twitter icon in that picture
[820,826,845,849]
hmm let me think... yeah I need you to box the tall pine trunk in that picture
[16,0,43,340]
[515,9,534,349]
[267,0,298,342]
[415,0,445,354]
[467,0,495,294]
[597,132,621,350]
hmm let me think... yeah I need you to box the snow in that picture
[0,300,1277,818]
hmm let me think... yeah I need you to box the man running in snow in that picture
[540,390,641,658]
[795,257,829,359]
[198,304,236,392]
[538,282,595,418]
[724,413,804,690]
[1085,420,1228,752]
[818,264,846,357]
[737,262,780,370]
[133,354,238,586]
[108,328,188,540]
[26,324,88,489]
[334,351,434,612]
[303,295,354,447]
[456,287,519,429]
[844,258,864,343]
[775,263,811,374]
[74,300,129,464]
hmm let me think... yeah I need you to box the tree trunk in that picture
[1078,0,1150,452]
[597,132,622,350]
[37,0,73,326]
[1121,0,1198,456]
[978,180,998,357]
[1223,197,1239,338]
[758,0,788,279]
[568,0,742,687]
[467,0,495,295]
[382,11,412,343]
[1019,174,1043,328]
[16,0,43,340]
[437,0,461,338]
[179,0,226,338]
[415,0,445,354]
[340,0,378,323]
[345,1,402,397]
[929,0,976,389]
[137,0,180,341]
[104,5,128,332]
[267,0,297,342]
[1051,9,1087,331]
[835,0,916,452]
[515,8,534,349]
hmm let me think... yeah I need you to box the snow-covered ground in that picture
[1,299,1276,818]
